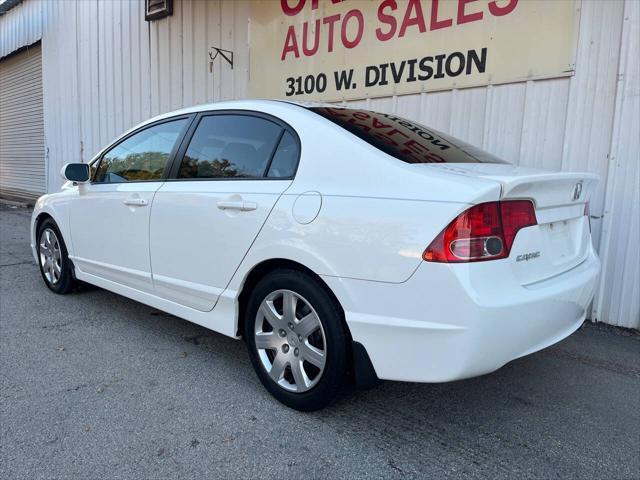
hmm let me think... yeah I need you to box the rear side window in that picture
[178,115,283,179]
[267,131,298,178]
[309,107,506,164]
[94,119,188,183]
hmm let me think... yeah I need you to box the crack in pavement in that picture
[545,347,640,378]
[1,261,35,267]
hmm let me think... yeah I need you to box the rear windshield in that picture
[309,107,507,164]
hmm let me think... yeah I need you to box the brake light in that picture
[423,200,537,263]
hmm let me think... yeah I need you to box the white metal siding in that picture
[0,43,45,198]
[0,0,637,329]
[593,0,640,329]
[0,0,44,59]
[35,0,250,187]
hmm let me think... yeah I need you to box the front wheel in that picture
[244,269,349,411]
[37,218,76,294]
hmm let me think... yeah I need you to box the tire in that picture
[36,218,76,294]
[244,268,349,411]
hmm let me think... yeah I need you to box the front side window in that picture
[178,115,283,179]
[309,107,507,164]
[94,118,188,183]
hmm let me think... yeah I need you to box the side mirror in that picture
[61,163,90,183]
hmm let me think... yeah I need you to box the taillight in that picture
[423,200,537,263]
[584,201,591,232]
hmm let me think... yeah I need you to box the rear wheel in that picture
[244,269,349,411]
[37,218,76,294]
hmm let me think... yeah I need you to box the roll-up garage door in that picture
[0,43,45,200]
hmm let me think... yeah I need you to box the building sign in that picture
[249,0,578,101]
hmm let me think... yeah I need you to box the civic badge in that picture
[571,182,583,201]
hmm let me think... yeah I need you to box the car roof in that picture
[141,99,345,125]
[148,99,298,119]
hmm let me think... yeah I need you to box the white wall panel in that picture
[40,0,81,193]
[76,0,98,162]
[482,83,526,162]
[0,0,637,328]
[0,0,44,59]
[420,91,453,132]
[394,94,422,125]
[593,0,640,328]
[562,0,626,250]
[519,78,570,172]
[449,87,487,147]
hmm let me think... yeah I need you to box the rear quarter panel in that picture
[233,193,474,284]
[228,102,504,285]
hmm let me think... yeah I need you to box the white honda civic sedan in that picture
[31,100,600,411]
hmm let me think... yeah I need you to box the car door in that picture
[149,112,299,311]
[68,116,191,293]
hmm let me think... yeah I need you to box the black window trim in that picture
[165,109,302,182]
[90,114,196,185]
[262,129,286,178]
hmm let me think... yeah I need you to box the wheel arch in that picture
[34,211,54,235]
[236,258,348,339]
[235,258,380,389]
[32,211,55,258]
[33,211,77,281]
[31,193,75,259]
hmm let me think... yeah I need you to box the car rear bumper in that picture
[322,246,600,383]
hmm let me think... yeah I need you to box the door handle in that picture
[216,200,257,211]
[123,198,148,207]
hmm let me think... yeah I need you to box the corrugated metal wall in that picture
[592,0,639,329]
[0,0,638,328]
[0,0,43,56]
[29,0,250,193]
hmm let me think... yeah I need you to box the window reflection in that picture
[178,115,283,179]
[94,119,187,183]
[310,107,507,164]
[267,131,298,178]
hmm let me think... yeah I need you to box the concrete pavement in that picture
[1,204,638,479]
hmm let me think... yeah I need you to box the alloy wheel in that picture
[39,228,62,285]
[254,289,327,393]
